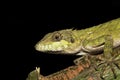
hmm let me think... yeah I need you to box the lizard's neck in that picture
[72,29,90,41]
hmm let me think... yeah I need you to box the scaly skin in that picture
[35,18,120,55]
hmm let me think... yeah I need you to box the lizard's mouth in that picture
[35,43,81,55]
[35,40,69,52]
[35,41,82,55]
[35,43,68,52]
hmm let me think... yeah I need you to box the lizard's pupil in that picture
[55,35,61,41]
[55,35,59,39]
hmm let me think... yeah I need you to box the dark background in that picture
[7,1,120,80]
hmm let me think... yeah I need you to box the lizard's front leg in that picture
[74,35,113,66]
[82,35,113,59]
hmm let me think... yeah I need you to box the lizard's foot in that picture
[73,55,89,66]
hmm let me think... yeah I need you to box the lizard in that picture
[31,18,120,80]
[35,18,120,57]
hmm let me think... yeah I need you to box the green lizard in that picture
[35,18,120,56]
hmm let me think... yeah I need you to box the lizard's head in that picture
[35,29,81,54]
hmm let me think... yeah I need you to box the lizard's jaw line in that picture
[35,44,68,52]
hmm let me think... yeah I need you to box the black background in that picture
[7,1,120,80]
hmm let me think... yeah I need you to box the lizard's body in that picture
[35,18,120,55]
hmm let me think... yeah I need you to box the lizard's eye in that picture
[70,38,75,43]
[52,32,62,41]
